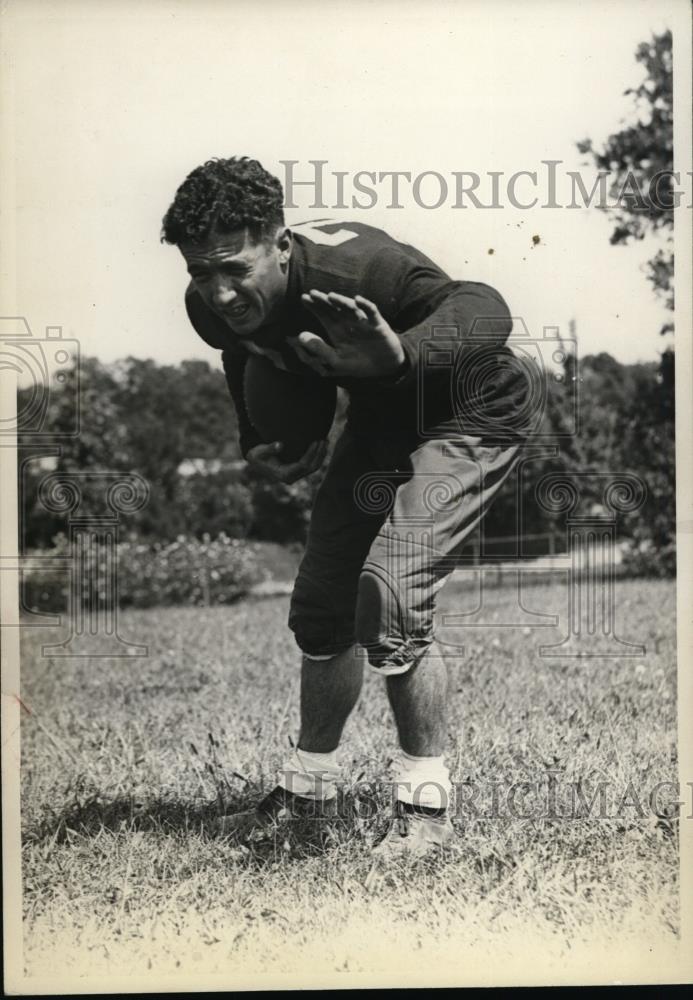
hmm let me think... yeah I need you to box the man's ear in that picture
[276,226,293,265]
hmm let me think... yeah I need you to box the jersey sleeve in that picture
[360,248,513,387]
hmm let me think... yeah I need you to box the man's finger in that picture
[296,331,339,368]
[250,438,327,483]
[300,439,328,472]
[301,291,344,324]
[287,338,316,368]
[314,439,328,466]
[326,292,368,322]
[354,295,382,322]
[290,438,326,469]
[249,460,281,480]
[305,289,332,305]
[248,441,282,461]
[279,456,312,481]
[300,441,320,465]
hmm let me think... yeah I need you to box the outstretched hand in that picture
[289,291,406,378]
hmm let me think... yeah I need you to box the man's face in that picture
[180,226,291,337]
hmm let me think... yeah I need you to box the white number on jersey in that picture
[291,219,360,247]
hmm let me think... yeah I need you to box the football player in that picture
[162,157,530,859]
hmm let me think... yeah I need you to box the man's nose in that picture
[210,279,238,309]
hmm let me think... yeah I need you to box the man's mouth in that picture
[224,301,252,323]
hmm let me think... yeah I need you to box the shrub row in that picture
[22,533,264,612]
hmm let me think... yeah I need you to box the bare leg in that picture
[385,642,448,756]
[298,645,364,752]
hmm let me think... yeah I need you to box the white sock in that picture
[393,751,451,811]
[277,747,341,801]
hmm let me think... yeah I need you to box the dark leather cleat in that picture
[215,785,338,841]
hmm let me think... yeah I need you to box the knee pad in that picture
[290,625,355,660]
[355,564,434,675]
[289,564,357,660]
[288,611,355,660]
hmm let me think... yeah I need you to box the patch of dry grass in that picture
[19,577,680,984]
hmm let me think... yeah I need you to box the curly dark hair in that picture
[161,157,285,245]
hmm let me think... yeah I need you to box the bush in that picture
[620,538,676,579]
[177,470,254,539]
[21,533,264,613]
[247,477,314,544]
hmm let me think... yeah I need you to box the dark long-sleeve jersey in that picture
[184,219,525,456]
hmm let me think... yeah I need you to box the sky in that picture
[2,0,684,370]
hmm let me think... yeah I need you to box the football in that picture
[243,353,337,462]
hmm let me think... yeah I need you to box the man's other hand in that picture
[246,440,328,484]
[290,291,406,378]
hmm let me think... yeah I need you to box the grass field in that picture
[19,576,680,986]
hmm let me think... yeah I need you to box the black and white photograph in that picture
[1,0,692,991]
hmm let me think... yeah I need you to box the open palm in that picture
[290,290,405,378]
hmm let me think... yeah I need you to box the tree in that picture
[573,30,675,576]
[19,358,133,547]
[617,349,676,576]
[577,29,674,329]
